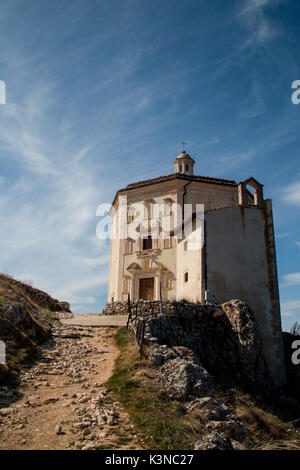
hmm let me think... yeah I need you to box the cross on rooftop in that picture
[181,141,187,151]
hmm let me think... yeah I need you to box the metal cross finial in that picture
[181,141,187,151]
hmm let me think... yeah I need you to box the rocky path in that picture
[0,319,141,450]
[61,314,127,328]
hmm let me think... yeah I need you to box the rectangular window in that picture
[184,241,188,251]
[184,271,188,283]
[143,236,152,250]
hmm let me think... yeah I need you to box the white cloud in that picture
[281,273,300,287]
[275,233,289,239]
[213,150,255,170]
[282,300,300,309]
[70,256,109,267]
[281,300,300,318]
[282,181,300,206]
[0,79,110,311]
[282,310,294,317]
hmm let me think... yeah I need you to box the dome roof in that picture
[173,150,195,164]
[177,150,191,159]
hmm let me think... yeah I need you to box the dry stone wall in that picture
[102,300,216,316]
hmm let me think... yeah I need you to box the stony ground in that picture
[0,318,142,450]
[61,314,127,328]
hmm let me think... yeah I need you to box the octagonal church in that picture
[107,150,285,385]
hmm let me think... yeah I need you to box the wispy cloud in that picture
[282,181,300,206]
[281,300,300,317]
[213,150,255,171]
[70,256,110,267]
[0,0,298,323]
[239,0,282,46]
[276,233,289,239]
[0,77,109,312]
[281,272,300,287]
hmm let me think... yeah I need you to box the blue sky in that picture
[0,0,299,330]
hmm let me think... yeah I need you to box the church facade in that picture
[107,150,286,385]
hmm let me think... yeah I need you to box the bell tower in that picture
[173,150,195,175]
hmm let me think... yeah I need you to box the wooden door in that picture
[139,277,154,300]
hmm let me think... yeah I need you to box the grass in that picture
[106,327,205,450]
[107,327,300,451]
[212,388,300,450]
[0,273,59,383]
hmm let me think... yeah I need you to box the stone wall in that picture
[102,299,217,316]
[145,299,272,395]
[104,298,276,393]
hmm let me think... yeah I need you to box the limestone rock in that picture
[55,424,62,435]
[194,432,233,450]
[158,356,214,400]
[205,419,248,442]
[82,442,96,450]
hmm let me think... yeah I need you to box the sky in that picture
[0,0,299,331]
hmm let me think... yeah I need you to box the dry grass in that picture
[106,327,206,450]
[0,273,58,383]
[108,328,300,451]
[213,388,300,450]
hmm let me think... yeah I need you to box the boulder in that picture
[158,356,214,400]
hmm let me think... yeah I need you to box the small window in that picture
[184,241,188,251]
[184,271,188,283]
[143,236,152,250]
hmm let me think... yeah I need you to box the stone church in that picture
[107,150,285,385]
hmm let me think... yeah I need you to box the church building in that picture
[107,150,285,385]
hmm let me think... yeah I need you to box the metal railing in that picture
[126,290,162,358]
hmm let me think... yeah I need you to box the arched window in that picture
[238,178,264,208]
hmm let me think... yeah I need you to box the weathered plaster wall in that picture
[108,179,239,302]
[176,226,204,303]
[205,204,286,385]
[185,181,238,211]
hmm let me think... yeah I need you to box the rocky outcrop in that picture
[146,299,271,394]
[194,432,233,450]
[144,299,276,449]
[148,342,249,449]
[0,274,72,383]
[157,349,214,400]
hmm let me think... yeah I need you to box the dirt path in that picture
[0,319,141,450]
[61,314,127,328]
